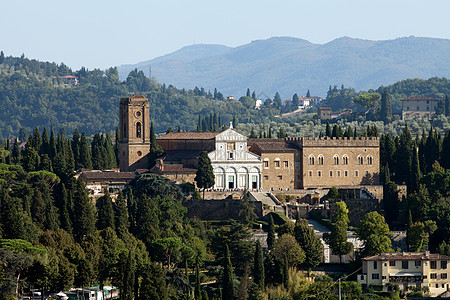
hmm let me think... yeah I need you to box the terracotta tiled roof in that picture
[79,171,137,181]
[362,252,450,261]
[248,138,297,152]
[157,132,220,140]
[401,96,440,101]
[319,107,332,110]
[164,150,203,162]
[150,164,197,174]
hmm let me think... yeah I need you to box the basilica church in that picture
[119,96,380,191]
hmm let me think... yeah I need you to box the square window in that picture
[402,261,409,269]
[275,161,280,168]
[441,273,447,279]
[264,161,269,168]
[309,171,313,177]
[330,171,333,177]
[318,171,322,177]
[372,273,379,279]
[355,170,359,177]
[430,273,437,279]
[441,261,447,269]
[284,161,289,168]
[431,261,437,269]
[389,261,396,266]
[374,261,378,269]
[415,261,421,267]
[264,175,268,180]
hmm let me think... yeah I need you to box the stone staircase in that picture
[249,191,285,214]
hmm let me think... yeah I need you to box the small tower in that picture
[119,95,151,171]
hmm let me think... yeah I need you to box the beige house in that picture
[401,96,443,119]
[358,252,450,297]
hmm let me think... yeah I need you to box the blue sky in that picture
[2,0,449,70]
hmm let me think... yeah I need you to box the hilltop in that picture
[118,36,450,97]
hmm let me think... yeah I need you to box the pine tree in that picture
[195,151,215,199]
[96,190,115,231]
[222,245,234,300]
[253,241,264,289]
[267,215,275,250]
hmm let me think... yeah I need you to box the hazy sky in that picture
[2,0,450,70]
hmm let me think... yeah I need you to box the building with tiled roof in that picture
[401,96,443,119]
[248,139,299,190]
[358,252,450,296]
[79,170,137,195]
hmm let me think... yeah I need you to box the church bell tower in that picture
[119,95,151,171]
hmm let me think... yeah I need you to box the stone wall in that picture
[260,152,296,190]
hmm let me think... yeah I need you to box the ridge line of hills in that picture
[118,36,450,98]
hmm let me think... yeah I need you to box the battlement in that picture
[120,95,148,105]
[285,136,379,147]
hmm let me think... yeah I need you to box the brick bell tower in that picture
[119,95,151,171]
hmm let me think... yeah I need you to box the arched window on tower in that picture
[318,155,324,165]
[367,155,373,165]
[136,122,142,138]
[342,155,348,165]
[333,155,339,165]
[357,155,364,165]
[309,155,315,165]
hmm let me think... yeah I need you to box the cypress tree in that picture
[222,245,234,300]
[252,91,256,100]
[306,89,311,98]
[267,215,275,250]
[96,190,115,231]
[140,262,168,300]
[11,138,20,164]
[72,128,81,168]
[325,121,332,137]
[195,260,201,300]
[246,88,251,97]
[49,127,57,160]
[253,241,264,289]
[380,90,392,123]
[55,183,72,233]
[441,130,450,169]
[292,93,299,109]
[104,134,116,169]
[294,218,323,268]
[72,178,96,242]
[395,124,412,185]
[148,121,165,168]
[79,132,92,169]
[410,142,421,193]
[114,127,120,167]
[91,133,106,169]
[195,151,215,199]
[41,127,50,155]
[114,190,129,237]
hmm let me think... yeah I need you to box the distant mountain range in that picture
[117,36,450,98]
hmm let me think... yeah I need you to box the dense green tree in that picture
[140,262,168,300]
[326,186,340,200]
[292,93,299,109]
[357,211,392,256]
[135,194,160,247]
[239,192,257,226]
[395,124,413,184]
[325,121,332,137]
[72,178,96,242]
[407,221,437,252]
[410,142,421,192]
[380,90,392,123]
[114,190,129,237]
[96,190,115,231]
[253,241,264,290]
[267,214,275,250]
[148,121,165,168]
[294,218,322,268]
[441,130,450,169]
[195,151,214,199]
[78,132,92,169]
[323,221,353,263]
[222,245,234,300]
[273,234,305,267]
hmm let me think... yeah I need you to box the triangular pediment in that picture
[215,128,247,141]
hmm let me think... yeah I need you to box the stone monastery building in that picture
[119,96,380,190]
